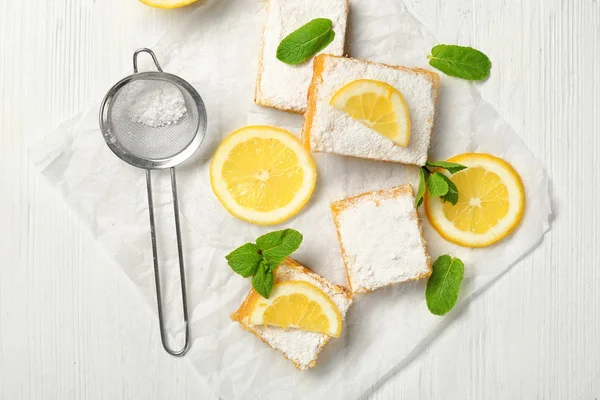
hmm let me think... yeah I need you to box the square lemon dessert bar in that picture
[255,0,349,113]
[231,258,353,370]
[303,55,440,166]
[331,185,431,294]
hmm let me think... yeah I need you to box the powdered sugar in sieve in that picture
[121,80,188,128]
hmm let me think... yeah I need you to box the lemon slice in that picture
[139,0,198,9]
[330,79,411,147]
[210,126,317,225]
[247,281,342,337]
[425,153,525,248]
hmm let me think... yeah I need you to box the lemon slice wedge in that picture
[247,281,342,338]
[139,0,198,9]
[210,126,317,226]
[425,153,526,248]
[330,79,411,147]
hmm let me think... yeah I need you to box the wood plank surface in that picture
[0,0,598,398]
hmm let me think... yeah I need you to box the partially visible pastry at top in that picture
[255,0,350,114]
[303,54,440,166]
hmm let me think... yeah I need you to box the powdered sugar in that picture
[255,0,348,113]
[250,320,327,370]
[237,260,352,370]
[306,55,438,166]
[332,186,431,293]
[121,80,187,128]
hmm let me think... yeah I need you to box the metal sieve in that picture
[99,48,207,356]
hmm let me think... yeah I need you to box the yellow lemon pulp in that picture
[443,167,511,233]
[210,126,316,225]
[425,153,525,248]
[222,137,304,212]
[248,281,342,337]
[330,79,411,147]
[139,0,198,9]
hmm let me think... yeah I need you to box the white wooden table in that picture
[1,0,598,398]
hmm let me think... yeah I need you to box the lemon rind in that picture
[139,0,198,9]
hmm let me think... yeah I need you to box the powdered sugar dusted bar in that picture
[303,55,439,166]
[255,0,349,114]
[331,185,431,294]
[231,258,352,370]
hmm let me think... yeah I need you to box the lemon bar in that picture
[231,258,353,370]
[255,0,349,114]
[303,55,440,166]
[331,185,431,294]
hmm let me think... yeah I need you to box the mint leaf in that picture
[252,261,275,299]
[427,172,449,197]
[226,229,303,299]
[439,174,459,205]
[225,243,262,278]
[256,229,303,266]
[276,18,335,65]
[428,44,491,81]
[426,160,468,174]
[415,167,429,207]
[426,255,465,316]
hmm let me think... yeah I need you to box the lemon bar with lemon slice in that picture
[231,258,353,370]
[303,55,439,166]
[331,185,431,294]
[255,0,349,113]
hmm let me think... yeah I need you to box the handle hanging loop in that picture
[133,48,163,73]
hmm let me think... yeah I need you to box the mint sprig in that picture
[428,44,491,81]
[225,229,303,298]
[415,160,467,207]
[439,174,459,204]
[225,243,262,277]
[256,229,303,266]
[415,167,428,207]
[276,18,335,65]
[426,255,465,316]
[252,261,276,299]
[427,172,449,197]
[426,160,468,174]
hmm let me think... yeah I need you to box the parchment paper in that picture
[30,1,551,399]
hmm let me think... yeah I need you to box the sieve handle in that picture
[133,48,163,73]
[146,168,190,357]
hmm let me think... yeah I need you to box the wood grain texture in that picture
[0,0,598,399]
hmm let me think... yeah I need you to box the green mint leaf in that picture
[252,261,275,299]
[225,243,262,278]
[427,172,449,197]
[256,229,303,266]
[426,255,465,316]
[415,167,429,207]
[226,229,303,298]
[426,160,468,174]
[256,229,288,249]
[276,18,335,65]
[439,174,459,205]
[428,44,491,81]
